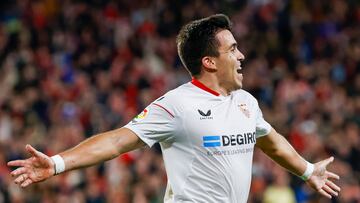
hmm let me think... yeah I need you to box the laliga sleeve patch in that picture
[132,108,149,123]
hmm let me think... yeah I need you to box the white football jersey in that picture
[125,79,272,203]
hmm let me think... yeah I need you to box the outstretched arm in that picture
[7,127,145,187]
[256,128,340,199]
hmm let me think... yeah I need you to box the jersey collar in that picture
[191,78,220,96]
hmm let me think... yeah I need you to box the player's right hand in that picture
[7,144,55,188]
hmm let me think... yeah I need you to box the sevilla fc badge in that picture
[238,104,250,118]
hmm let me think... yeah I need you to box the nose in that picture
[237,49,245,61]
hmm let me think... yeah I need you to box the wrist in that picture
[50,155,65,175]
[300,161,314,181]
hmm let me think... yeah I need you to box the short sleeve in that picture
[124,98,178,147]
[255,102,272,138]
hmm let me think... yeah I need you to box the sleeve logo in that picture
[132,108,149,123]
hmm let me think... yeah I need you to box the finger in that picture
[323,184,338,197]
[26,144,40,158]
[20,179,33,188]
[326,171,340,180]
[322,156,334,167]
[7,160,27,167]
[14,174,27,184]
[11,167,27,177]
[318,188,332,199]
[326,180,341,192]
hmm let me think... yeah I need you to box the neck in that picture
[195,74,230,96]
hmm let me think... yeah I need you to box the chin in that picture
[233,77,243,90]
[230,83,242,92]
[235,81,243,89]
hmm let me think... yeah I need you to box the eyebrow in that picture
[219,42,237,54]
[229,43,237,50]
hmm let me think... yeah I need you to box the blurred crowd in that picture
[0,0,359,202]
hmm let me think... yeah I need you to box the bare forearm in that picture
[58,128,144,172]
[256,128,307,176]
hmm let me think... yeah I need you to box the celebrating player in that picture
[8,14,340,202]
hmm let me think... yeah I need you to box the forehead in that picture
[215,29,236,49]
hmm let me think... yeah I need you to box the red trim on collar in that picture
[191,78,220,96]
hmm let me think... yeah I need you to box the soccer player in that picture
[8,14,340,202]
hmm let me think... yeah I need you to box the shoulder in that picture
[155,83,190,104]
[232,89,258,104]
[151,83,192,114]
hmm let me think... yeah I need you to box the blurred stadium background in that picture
[0,0,359,202]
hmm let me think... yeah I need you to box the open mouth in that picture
[236,66,242,74]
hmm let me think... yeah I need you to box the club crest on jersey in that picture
[198,109,213,120]
[132,108,149,123]
[238,104,250,118]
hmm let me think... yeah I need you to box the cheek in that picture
[228,53,236,59]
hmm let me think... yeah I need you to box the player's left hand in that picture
[306,157,340,199]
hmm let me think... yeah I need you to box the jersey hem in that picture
[123,126,155,147]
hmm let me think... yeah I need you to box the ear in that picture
[201,56,217,72]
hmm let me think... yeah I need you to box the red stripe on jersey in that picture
[191,78,220,96]
[152,103,175,118]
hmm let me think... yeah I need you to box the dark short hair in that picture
[176,14,232,77]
